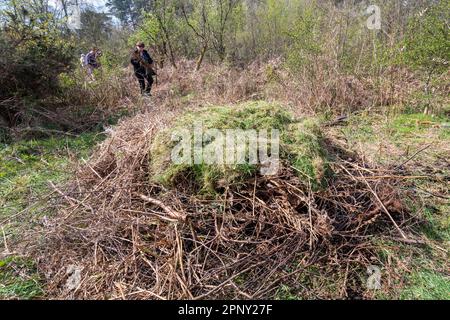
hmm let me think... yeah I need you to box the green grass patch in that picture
[0,132,102,218]
[389,113,450,140]
[420,205,450,242]
[0,256,42,300]
[400,270,450,300]
[372,240,450,300]
[338,112,449,153]
[341,113,377,144]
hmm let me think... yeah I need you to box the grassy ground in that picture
[0,132,103,299]
[0,109,448,300]
[328,110,449,300]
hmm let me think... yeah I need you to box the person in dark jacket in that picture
[131,41,154,96]
[85,47,101,81]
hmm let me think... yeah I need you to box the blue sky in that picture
[81,0,108,11]
[49,0,108,12]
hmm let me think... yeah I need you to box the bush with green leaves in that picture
[285,3,323,72]
[0,0,76,126]
[402,1,449,78]
[0,1,75,98]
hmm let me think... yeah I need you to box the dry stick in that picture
[307,181,314,248]
[49,181,83,208]
[230,282,253,299]
[252,175,257,216]
[359,173,408,240]
[50,181,97,218]
[396,143,432,169]
[193,261,267,300]
[364,175,430,180]
[175,224,194,299]
[388,236,425,245]
[128,288,167,300]
[414,187,449,200]
[140,194,187,221]
[81,158,102,179]
[251,246,299,298]
[2,226,9,253]
[254,262,314,299]
[121,208,178,223]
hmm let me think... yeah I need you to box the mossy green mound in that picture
[150,101,329,194]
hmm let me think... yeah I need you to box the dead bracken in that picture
[34,102,419,299]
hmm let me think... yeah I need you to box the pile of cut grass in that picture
[150,101,329,194]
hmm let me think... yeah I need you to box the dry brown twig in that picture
[139,195,188,221]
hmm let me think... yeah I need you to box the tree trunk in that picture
[162,30,177,69]
[196,43,207,71]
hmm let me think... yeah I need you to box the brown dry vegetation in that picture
[28,93,426,300]
[153,60,421,116]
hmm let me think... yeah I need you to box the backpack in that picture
[80,54,87,67]
[83,52,91,67]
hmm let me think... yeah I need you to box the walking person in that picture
[85,47,101,81]
[131,41,155,96]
